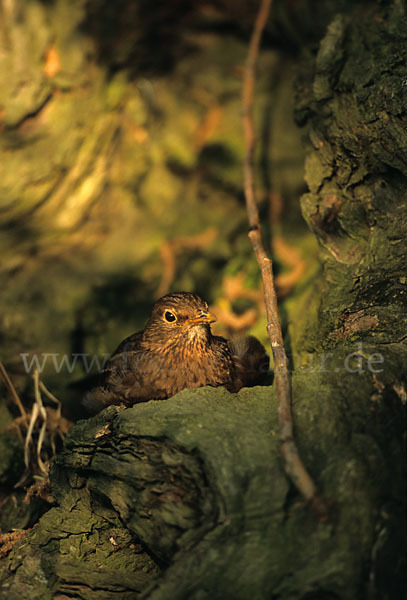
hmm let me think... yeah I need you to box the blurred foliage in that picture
[0,0,316,407]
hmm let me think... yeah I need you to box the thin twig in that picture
[24,402,39,469]
[0,359,26,418]
[242,0,328,520]
[33,369,48,475]
[39,380,61,419]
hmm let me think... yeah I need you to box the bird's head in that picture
[143,292,217,345]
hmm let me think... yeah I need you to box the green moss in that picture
[49,379,403,598]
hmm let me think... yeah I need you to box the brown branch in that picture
[242,0,328,520]
[212,273,265,334]
[213,304,258,332]
[222,273,264,306]
[0,359,26,418]
[156,227,218,298]
[273,235,306,297]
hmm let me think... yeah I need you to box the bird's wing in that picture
[83,347,168,414]
[111,331,143,356]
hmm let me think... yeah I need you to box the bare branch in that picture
[33,369,49,475]
[242,0,328,520]
[0,359,26,418]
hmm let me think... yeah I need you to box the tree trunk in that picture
[0,2,406,600]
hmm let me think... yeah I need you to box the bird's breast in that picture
[148,337,233,395]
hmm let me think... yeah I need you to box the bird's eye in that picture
[164,310,177,323]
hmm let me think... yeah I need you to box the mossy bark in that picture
[0,1,406,599]
[292,2,407,354]
[1,369,404,599]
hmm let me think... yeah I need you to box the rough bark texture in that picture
[293,3,407,353]
[1,363,405,600]
[0,1,406,599]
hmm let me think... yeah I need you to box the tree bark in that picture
[0,2,406,600]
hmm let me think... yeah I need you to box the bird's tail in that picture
[82,387,122,415]
[228,335,270,390]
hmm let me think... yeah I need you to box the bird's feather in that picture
[83,293,269,414]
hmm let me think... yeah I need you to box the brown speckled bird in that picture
[84,292,269,414]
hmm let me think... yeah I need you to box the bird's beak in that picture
[188,311,217,325]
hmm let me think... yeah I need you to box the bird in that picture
[83,292,269,414]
